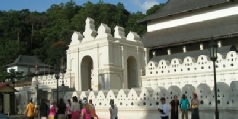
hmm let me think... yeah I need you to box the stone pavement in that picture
[8,115,37,119]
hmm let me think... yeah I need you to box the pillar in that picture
[167,48,171,55]
[200,43,204,50]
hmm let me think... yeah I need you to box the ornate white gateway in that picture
[66,17,146,91]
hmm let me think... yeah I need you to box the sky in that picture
[0,0,167,13]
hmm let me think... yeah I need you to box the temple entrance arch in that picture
[127,56,138,89]
[81,56,93,91]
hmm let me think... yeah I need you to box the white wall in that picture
[16,82,238,118]
[143,51,238,89]
[31,73,70,90]
[7,66,48,76]
[59,83,238,119]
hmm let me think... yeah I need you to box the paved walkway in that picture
[8,115,37,119]
[9,115,25,119]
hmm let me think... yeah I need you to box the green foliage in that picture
[0,1,163,72]
[146,4,165,16]
[0,72,6,82]
[126,12,146,36]
[0,40,26,69]
[0,69,24,83]
[8,69,24,81]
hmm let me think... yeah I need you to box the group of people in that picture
[67,96,99,119]
[25,93,199,119]
[24,97,99,119]
[158,93,200,119]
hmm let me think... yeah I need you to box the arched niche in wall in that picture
[127,56,138,89]
[81,56,93,91]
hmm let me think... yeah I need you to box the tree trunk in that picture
[31,23,34,53]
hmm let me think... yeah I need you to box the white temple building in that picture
[34,0,238,92]
[15,0,238,118]
[138,0,238,90]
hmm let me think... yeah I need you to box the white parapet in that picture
[17,81,238,118]
[143,51,238,89]
[55,81,238,119]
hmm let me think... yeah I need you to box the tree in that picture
[146,4,165,16]
[46,40,68,66]
[0,72,6,82]
[126,12,146,36]
[0,40,26,69]
[0,1,161,71]
[0,69,24,84]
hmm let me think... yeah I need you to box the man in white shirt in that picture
[158,97,169,119]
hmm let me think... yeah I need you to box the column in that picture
[76,48,80,91]
[218,40,222,48]
[200,43,204,50]
[122,46,128,89]
[183,46,187,53]
[167,48,171,55]
[152,51,156,57]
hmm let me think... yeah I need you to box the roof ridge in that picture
[138,0,231,23]
[5,55,50,67]
[13,55,21,64]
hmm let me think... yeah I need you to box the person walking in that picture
[25,99,35,119]
[57,98,66,119]
[158,97,169,119]
[66,99,72,119]
[89,99,99,119]
[170,95,179,119]
[109,100,118,119]
[48,101,57,119]
[79,99,83,113]
[39,99,49,119]
[71,96,80,119]
[81,100,91,119]
[180,94,190,119]
[191,93,200,119]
